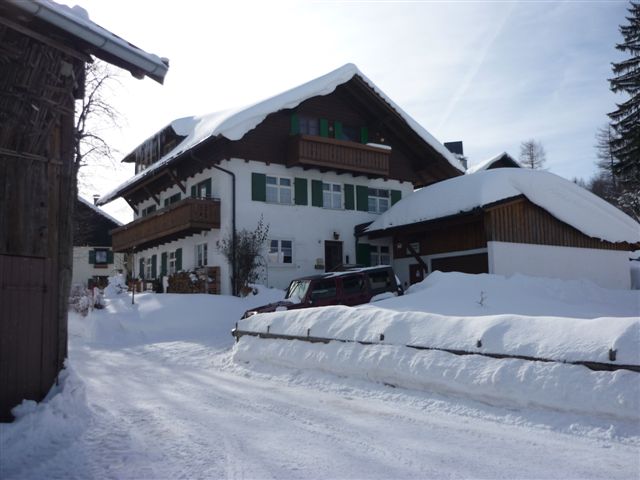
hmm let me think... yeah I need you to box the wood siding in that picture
[111,198,221,252]
[485,198,631,251]
[73,199,120,246]
[288,134,390,176]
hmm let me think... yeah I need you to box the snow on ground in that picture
[1,273,639,479]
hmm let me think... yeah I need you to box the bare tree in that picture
[75,60,122,190]
[595,124,618,186]
[519,139,547,169]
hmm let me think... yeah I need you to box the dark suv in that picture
[241,266,402,318]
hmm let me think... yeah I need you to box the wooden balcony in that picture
[111,197,221,252]
[288,135,390,177]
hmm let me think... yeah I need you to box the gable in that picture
[73,199,120,246]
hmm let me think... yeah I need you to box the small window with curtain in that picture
[268,239,293,264]
[266,176,292,204]
[299,116,319,136]
[368,188,390,214]
[322,182,342,209]
[370,245,391,266]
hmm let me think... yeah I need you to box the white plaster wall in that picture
[72,246,126,287]
[133,158,413,294]
[488,241,632,290]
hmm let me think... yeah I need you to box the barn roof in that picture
[466,152,520,174]
[98,63,463,205]
[77,196,122,227]
[7,0,168,84]
[366,169,640,244]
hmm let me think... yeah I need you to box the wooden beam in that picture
[168,169,186,193]
[124,197,138,216]
[405,241,429,272]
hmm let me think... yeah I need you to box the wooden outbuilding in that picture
[0,0,167,421]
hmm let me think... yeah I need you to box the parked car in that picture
[241,266,402,318]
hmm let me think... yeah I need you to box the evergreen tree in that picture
[608,2,640,216]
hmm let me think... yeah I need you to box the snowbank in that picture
[234,337,639,420]
[366,169,640,244]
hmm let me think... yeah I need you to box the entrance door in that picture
[409,263,426,285]
[324,240,343,272]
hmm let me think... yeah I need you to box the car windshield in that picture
[285,280,311,303]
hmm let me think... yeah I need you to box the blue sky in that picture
[60,0,630,220]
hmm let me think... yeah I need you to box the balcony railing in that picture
[288,135,390,176]
[111,197,221,252]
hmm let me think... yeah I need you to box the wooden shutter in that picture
[356,243,371,267]
[290,113,299,135]
[391,190,402,205]
[190,185,197,198]
[164,198,169,207]
[107,251,114,264]
[251,173,266,201]
[294,178,308,205]
[151,255,157,278]
[89,249,96,264]
[161,252,168,276]
[203,178,212,198]
[319,119,329,138]
[139,258,144,278]
[311,180,323,207]
[356,185,368,212]
[175,248,182,271]
[334,121,343,140]
[360,127,369,144]
[344,184,355,210]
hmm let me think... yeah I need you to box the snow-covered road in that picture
[4,337,637,479]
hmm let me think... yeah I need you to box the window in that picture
[309,279,337,301]
[164,192,181,207]
[193,179,212,199]
[338,124,360,142]
[299,116,319,136]
[368,188,390,214]
[141,205,157,217]
[94,249,108,265]
[342,275,365,295]
[266,176,292,204]
[168,251,177,274]
[196,243,208,267]
[269,239,293,264]
[323,182,342,209]
[145,258,153,279]
[370,245,391,266]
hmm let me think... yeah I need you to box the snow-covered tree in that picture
[519,139,547,169]
[608,2,640,220]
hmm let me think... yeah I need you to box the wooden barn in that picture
[0,0,167,421]
[362,169,640,289]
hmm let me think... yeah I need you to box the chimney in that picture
[444,141,467,170]
[93,194,100,205]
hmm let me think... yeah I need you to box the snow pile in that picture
[235,338,639,420]
[366,169,640,244]
[99,63,463,204]
[103,273,128,297]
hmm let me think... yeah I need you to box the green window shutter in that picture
[175,248,182,271]
[360,127,369,144]
[311,180,323,207]
[344,184,355,210]
[161,252,168,276]
[107,251,114,264]
[89,250,96,264]
[294,177,308,205]
[356,185,368,212]
[319,118,329,138]
[190,185,197,198]
[334,121,343,140]
[290,113,299,135]
[251,173,266,202]
[139,258,144,278]
[164,198,169,207]
[151,255,157,279]
[356,243,371,267]
[391,190,402,205]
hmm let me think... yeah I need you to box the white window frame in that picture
[168,251,177,275]
[266,176,293,205]
[370,245,391,266]
[322,182,342,209]
[196,243,208,267]
[268,239,293,265]
[368,188,390,214]
[145,258,153,279]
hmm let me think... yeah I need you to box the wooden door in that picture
[324,240,343,272]
[409,263,426,285]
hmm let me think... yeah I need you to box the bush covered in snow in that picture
[68,284,94,317]
[103,273,128,297]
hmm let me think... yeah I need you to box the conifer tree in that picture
[608,2,640,218]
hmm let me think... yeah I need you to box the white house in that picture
[98,64,464,294]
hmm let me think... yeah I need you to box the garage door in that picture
[431,253,488,274]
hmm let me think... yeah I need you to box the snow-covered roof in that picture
[98,63,463,205]
[466,152,520,174]
[366,169,640,244]
[78,196,123,227]
[9,0,168,84]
